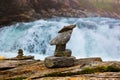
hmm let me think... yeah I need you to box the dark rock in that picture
[0,0,120,26]
[0,0,81,26]
[44,56,76,68]
[58,24,76,33]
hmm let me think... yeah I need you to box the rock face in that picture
[0,0,81,26]
[0,0,36,26]
[0,0,120,27]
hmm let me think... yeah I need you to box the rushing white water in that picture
[0,17,120,61]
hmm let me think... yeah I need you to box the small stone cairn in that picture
[16,49,34,60]
[44,24,76,68]
[17,49,24,59]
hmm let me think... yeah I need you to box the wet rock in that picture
[44,56,76,68]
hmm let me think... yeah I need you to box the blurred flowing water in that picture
[0,17,120,61]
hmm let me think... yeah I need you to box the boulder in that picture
[44,56,76,68]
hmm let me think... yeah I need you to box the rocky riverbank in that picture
[0,57,120,80]
[0,0,120,27]
[0,0,85,27]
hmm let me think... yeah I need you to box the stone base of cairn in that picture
[44,56,76,68]
[45,49,76,68]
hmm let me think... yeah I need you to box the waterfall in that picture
[0,17,120,61]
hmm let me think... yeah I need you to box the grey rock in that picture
[50,30,72,45]
[54,49,72,57]
[50,25,76,45]
[44,56,76,68]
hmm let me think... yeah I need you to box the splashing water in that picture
[0,17,120,61]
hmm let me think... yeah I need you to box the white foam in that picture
[0,17,120,61]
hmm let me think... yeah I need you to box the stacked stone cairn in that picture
[16,49,34,60]
[17,49,24,59]
[44,24,76,68]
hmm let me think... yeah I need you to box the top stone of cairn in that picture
[50,24,76,45]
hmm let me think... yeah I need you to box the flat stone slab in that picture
[44,56,76,68]
[0,60,19,70]
[6,56,34,60]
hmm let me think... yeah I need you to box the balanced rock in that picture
[50,24,76,45]
[50,24,76,57]
[44,56,76,68]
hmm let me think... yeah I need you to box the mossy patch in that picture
[45,66,120,77]
[106,66,120,72]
